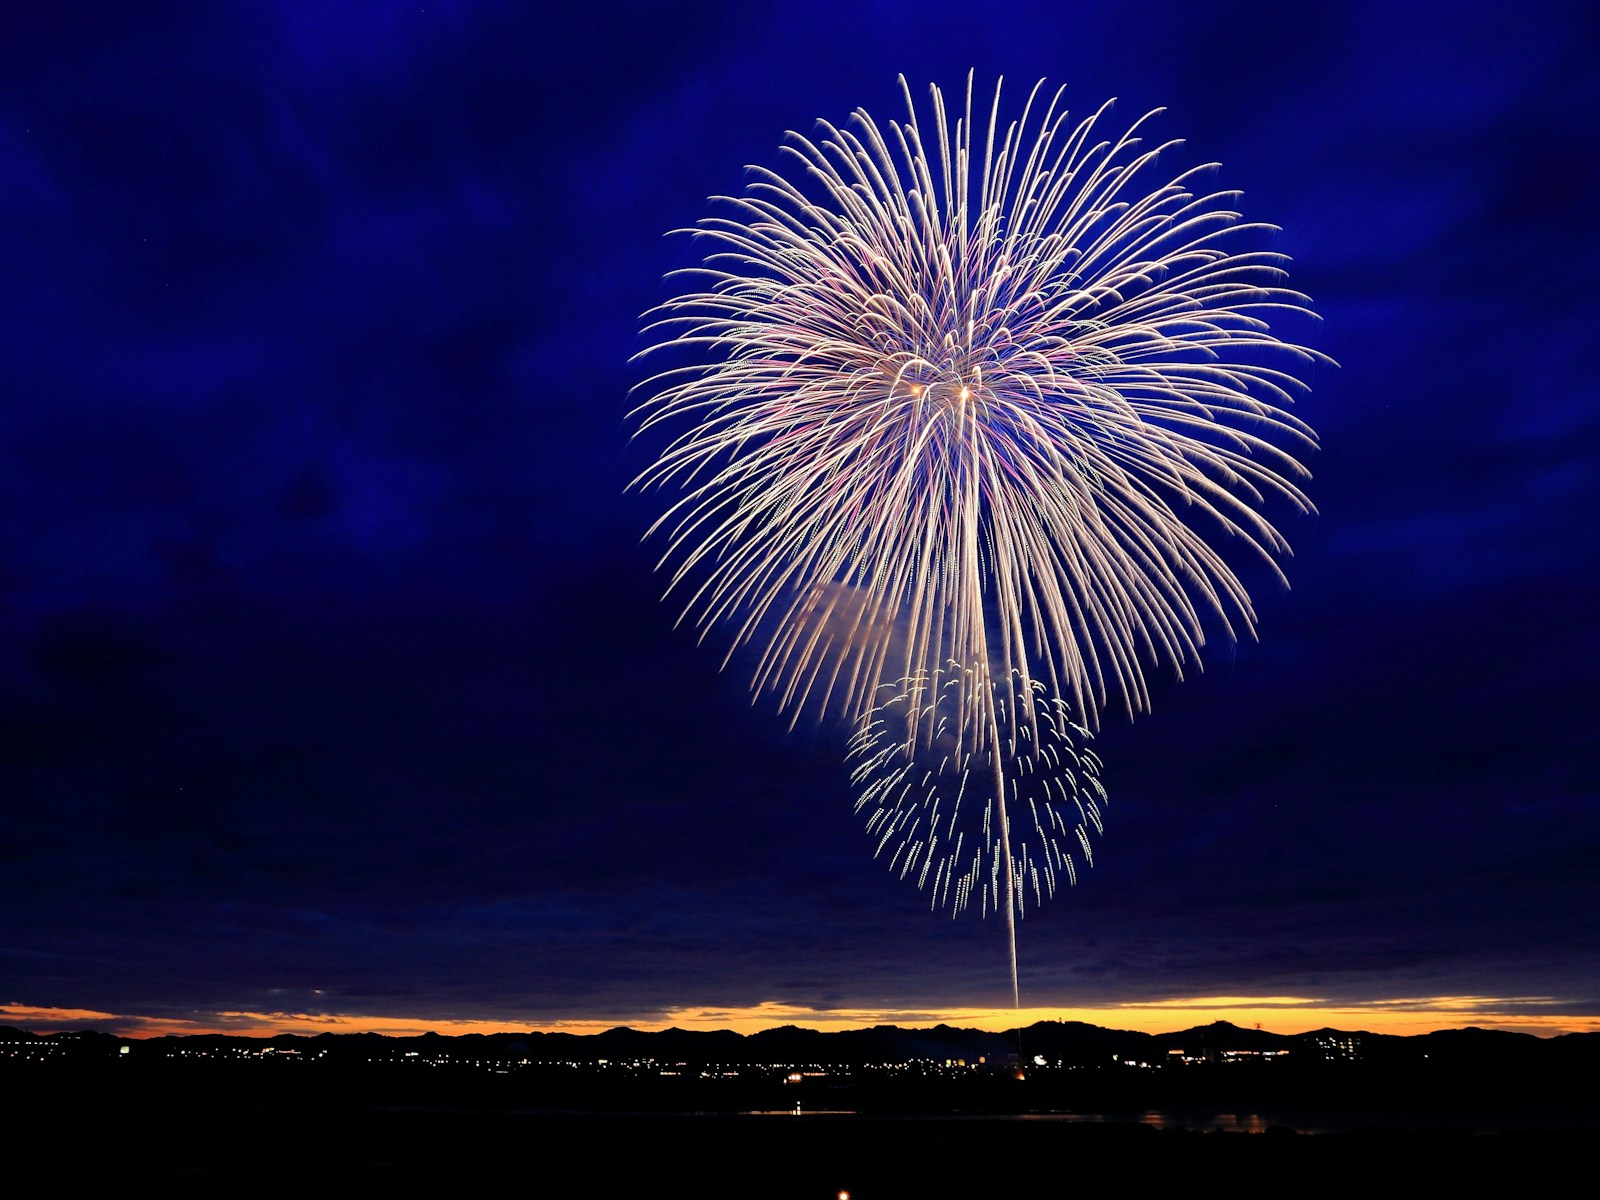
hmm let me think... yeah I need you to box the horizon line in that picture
[7,996,1597,1041]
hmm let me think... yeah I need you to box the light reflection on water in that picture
[758,1107,1287,1129]
[749,1108,1584,1134]
[756,1109,1285,1130]
[1043,1110,1276,1133]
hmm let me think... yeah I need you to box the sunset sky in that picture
[3,1,1597,1041]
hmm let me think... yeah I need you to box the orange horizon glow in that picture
[6,995,1598,1040]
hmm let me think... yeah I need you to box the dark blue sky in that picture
[3,0,1597,1035]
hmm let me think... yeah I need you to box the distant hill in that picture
[5,1018,1594,1069]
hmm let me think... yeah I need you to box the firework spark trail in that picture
[630,74,1322,1007]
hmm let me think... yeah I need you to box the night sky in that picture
[4,1,1598,1038]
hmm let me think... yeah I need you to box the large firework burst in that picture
[629,75,1322,1002]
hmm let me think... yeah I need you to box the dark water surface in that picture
[26,1103,1599,1189]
